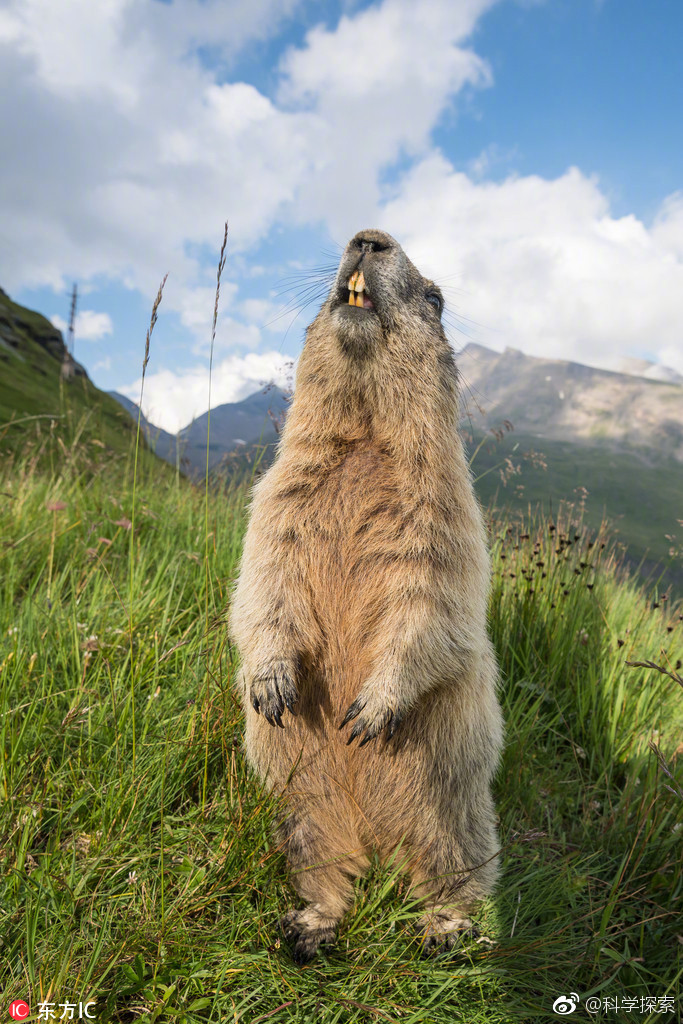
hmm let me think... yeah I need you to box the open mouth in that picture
[347,270,374,309]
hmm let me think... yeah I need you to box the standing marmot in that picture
[229,229,504,963]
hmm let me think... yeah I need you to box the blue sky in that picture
[1,0,682,431]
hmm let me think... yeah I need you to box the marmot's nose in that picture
[349,229,397,255]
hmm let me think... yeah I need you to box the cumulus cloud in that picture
[122,351,294,433]
[379,154,683,376]
[0,0,318,295]
[277,0,496,234]
[0,0,497,296]
[51,309,113,341]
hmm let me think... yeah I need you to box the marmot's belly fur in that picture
[229,229,504,964]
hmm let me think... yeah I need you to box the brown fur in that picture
[229,229,504,963]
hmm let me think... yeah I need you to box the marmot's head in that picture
[325,229,446,359]
[291,229,457,439]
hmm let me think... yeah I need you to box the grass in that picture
[466,427,683,596]
[1,413,682,1024]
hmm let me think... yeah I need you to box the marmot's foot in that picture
[339,693,404,746]
[250,662,299,728]
[281,909,336,965]
[419,912,480,955]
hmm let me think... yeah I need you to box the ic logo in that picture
[9,1001,30,1021]
[553,993,580,1015]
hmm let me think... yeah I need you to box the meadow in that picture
[1,411,682,1024]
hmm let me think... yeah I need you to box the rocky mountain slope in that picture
[456,343,683,463]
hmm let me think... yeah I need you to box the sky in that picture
[1,0,682,433]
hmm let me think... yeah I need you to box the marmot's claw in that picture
[345,720,365,745]
[339,696,365,730]
[250,663,299,727]
[342,703,402,746]
[281,909,336,965]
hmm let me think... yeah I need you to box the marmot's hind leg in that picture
[408,796,499,954]
[279,805,369,964]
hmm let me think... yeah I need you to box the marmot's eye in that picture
[425,292,443,315]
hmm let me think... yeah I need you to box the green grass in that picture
[467,428,683,595]
[1,420,682,1024]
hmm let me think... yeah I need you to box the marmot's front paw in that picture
[250,662,299,728]
[339,694,404,746]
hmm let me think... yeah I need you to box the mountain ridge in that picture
[457,342,683,463]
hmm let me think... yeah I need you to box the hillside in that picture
[455,343,683,589]
[469,429,683,589]
[112,344,682,588]
[0,287,147,456]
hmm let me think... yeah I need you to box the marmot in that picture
[229,229,504,963]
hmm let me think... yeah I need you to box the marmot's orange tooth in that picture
[348,291,355,305]
[355,271,365,293]
[355,293,364,307]
[348,271,358,290]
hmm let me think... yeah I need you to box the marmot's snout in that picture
[332,228,406,340]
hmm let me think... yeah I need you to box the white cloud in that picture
[379,154,683,376]
[0,0,318,294]
[0,0,497,296]
[240,297,297,332]
[122,352,294,433]
[51,309,113,341]
[277,0,497,234]
[652,191,683,259]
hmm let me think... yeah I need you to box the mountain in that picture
[455,343,682,589]
[108,390,178,464]
[457,343,683,462]
[0,287,147,456]
[109,385,289,477]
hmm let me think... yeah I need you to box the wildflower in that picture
[46,500,67,512]
[114,517,132,530]
[128,871,137,885]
